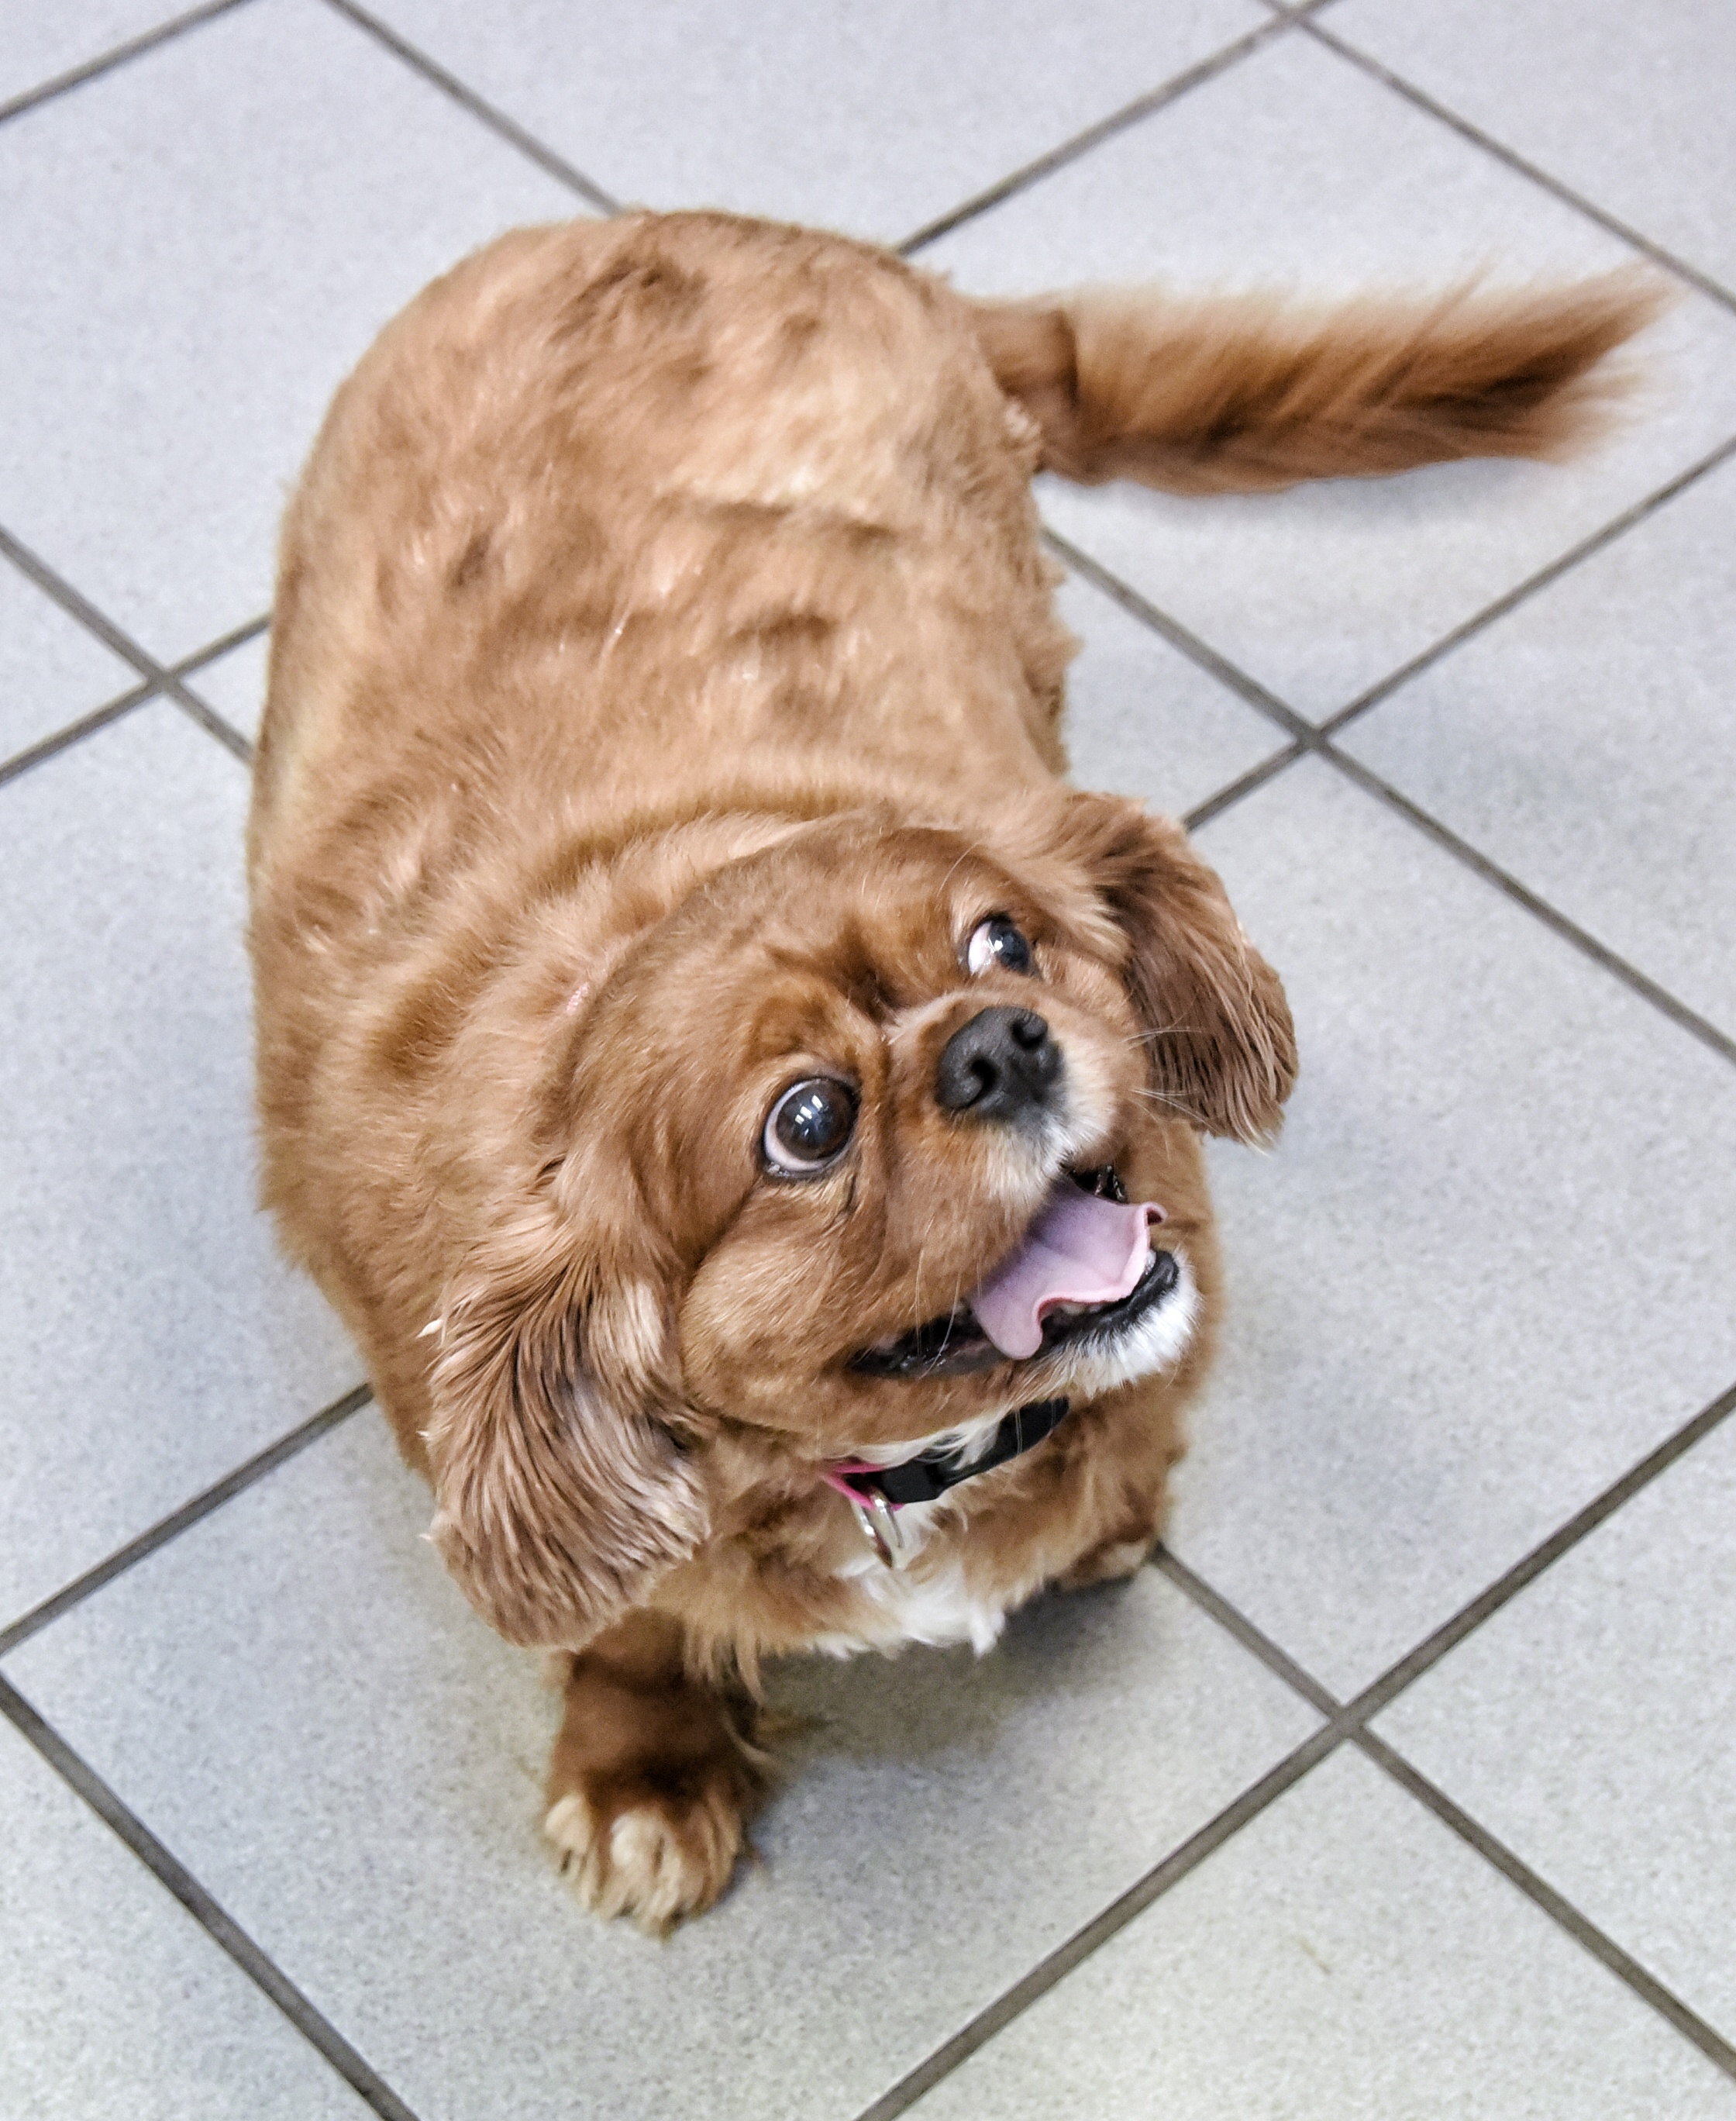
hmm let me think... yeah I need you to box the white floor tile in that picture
[0,706,359,1626]
[1166,755,1736,1695]
[1337,0,1736,295]
[1342,450,1736,1042]
[365,0,1265,244]
[0,0,579,666]
[0,1712,366,2120]
[910,1747,1734,2119]
[184,628,270,747]
[1376,1410,1736,2043]
[3,1414,1318,2121]
[1058,568,1286,816]
[0,554,135,764]
[0,0,191,109]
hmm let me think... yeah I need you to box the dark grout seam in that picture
[1302,17,1736,321]
[1320,431,1736,738]
[858,1385,1736,2116]
[897,12,1299,258]
[0,0,256,131]
[1045,526,1311,740]
[1329,751,1736,1067]
[178,608,271,675]
[0,1385,372,1662]
[1151,1383,1736,2082]
[1044,517,1736,1073]
[1163,1539,1736,2082]
[1159,1371,1736,1738]
[853,1723,1342,2120]
[0,524,253,769]
[1183,742,1304,833]
[1356,1727,1736,2076]
[318,0,622,215]
[0,678,164,791]
[1156,1557,1736,2082]
[0,1672,420,2121]
[1338,1375,1736,1725]
[0,605,270,793]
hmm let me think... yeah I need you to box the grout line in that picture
[1342,1374,1736,1725]
[897,14,1296,257]
[1182,743,1304,832]
[1157,1374,1736,1741]
[1152,1549,1342,1719]
[170,681,253,762]
[1328,749,1736,1067]
[1322,430,1736,736]
[1355,1727,1736,2081]
[0,607,270,793]
[1046,529,1736,1070]
[1045,527,1310,741]
[852,1723,1343,2121]
[1142,1381,1736,2081]
[0,522,177,681]
[0,0,255,130]
[0,524,254,767]
[1301,18,1736,319]
[0,1385,373,1662]
[318,0,622,215]
[176,609,271,678]
[0,1672,421,2121]
[0,681,161,791]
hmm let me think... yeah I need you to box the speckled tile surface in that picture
[2,5,1731,2114]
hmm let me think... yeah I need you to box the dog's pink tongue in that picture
[969,1189,1161,1361]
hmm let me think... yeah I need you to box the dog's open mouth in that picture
[850,1166,1180,1381]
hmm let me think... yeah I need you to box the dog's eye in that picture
[966,914,1034,978]
[763,1078,858,1174]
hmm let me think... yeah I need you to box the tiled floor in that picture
[2,2,1733,2116]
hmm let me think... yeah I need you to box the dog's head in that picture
[425,793,1294,1647]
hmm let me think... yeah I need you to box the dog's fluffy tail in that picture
[969,274,1667,495]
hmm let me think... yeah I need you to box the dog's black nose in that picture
[935,1006,1061,1121]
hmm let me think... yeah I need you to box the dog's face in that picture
[425,792,1294,1649]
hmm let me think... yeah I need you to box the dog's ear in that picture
[423,1187,708,1650]
[1001,790,1297,1145]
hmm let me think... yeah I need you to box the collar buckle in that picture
[845,1486,909,1569]
[823,1396,1072,1569]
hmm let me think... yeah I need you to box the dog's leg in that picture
[1054,1388,1187,1592]
[1054,1524,1160,1590]
[542,1609,766,1933]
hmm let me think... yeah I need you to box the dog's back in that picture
[252,212,1076,898]
[254,210,1660,912]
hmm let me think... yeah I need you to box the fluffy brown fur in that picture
[248,211,1654,1930]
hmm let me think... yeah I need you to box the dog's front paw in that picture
[545,1771,752,1933]
[1055,1530,1157,1591]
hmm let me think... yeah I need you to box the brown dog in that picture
[247,212,1653,1930]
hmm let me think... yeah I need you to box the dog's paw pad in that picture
[544,1785,744,1933]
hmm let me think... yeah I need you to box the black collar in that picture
[838,1396,1070,1509]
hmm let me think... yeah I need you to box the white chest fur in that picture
[820,1530,1012,1657]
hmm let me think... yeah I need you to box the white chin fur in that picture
[1034,1246,1200,1402]
[822,1250,1198,1656]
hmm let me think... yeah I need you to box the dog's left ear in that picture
[1001,790,1297,1145]
[423,1180,708,1650]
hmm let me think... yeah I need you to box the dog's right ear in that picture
[991,789,1297,1146]
[423,1192,708,1650]
[1070,793,1297,1145]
